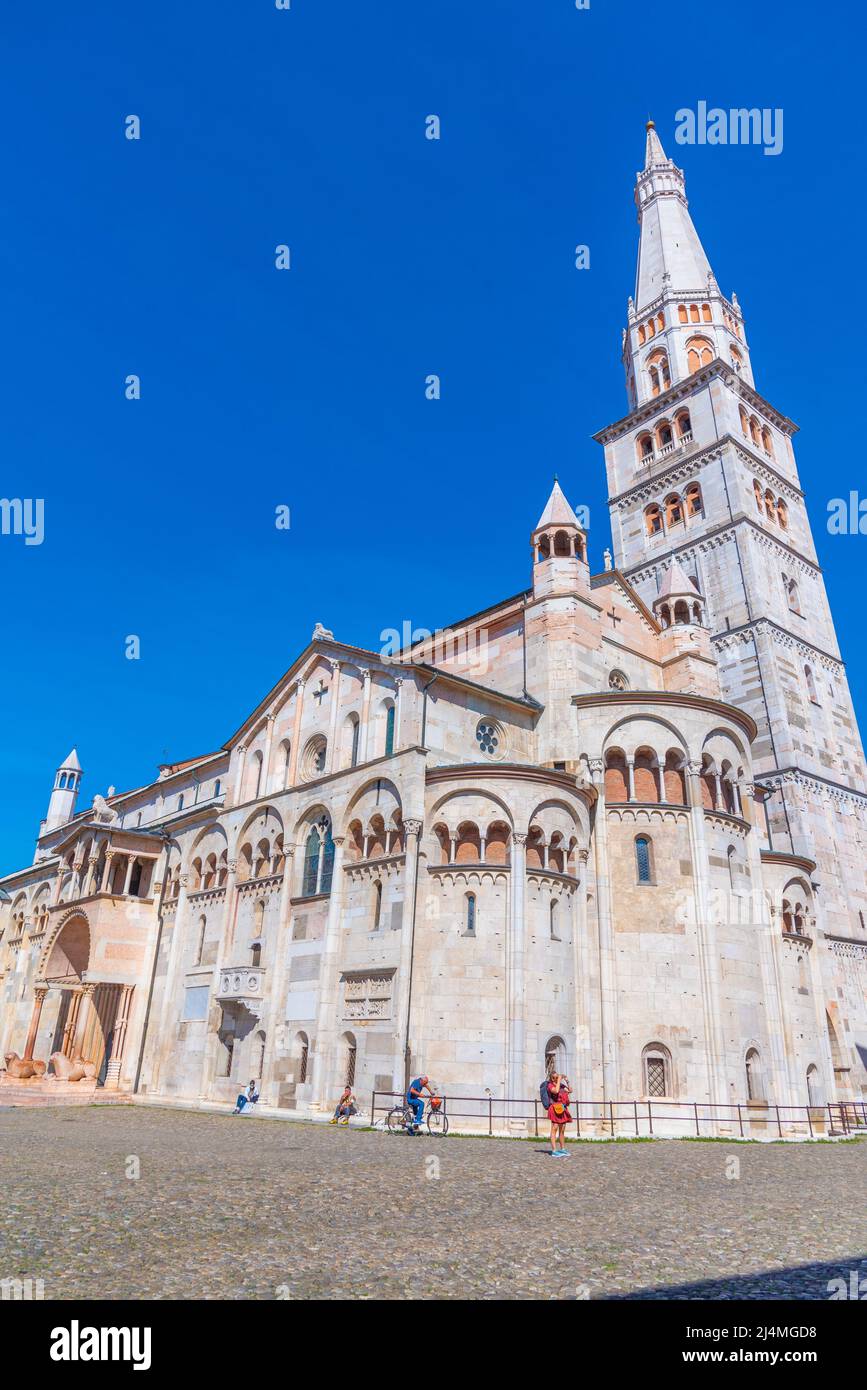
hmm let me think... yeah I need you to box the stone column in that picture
[393,676,404,751]
[572,850,596,1100]
[657,760,668,804]
[392,819,422,1093]
[589,759,619,1103]
[104,985,134,1089]
[100,851,116,893]
[233,745,247,805]
[327,662,343,774]
[626,756,636,802]
[686,760,726,1112]
[311,835,347,1108]
[260,846,297,1106]
[71,983,96,1061]
[83,854,100,899]
[122,856,135,897]
[506,832,527,1107]
[287,681,306,785]
[23,986,48,1060]
[149,871,190,1093]
[198,858,238,1098]
[262,715,276,794]
[359,669,374,762]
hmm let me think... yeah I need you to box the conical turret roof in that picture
[535,480,582,531]
[657,559,701,601]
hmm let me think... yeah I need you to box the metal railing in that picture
[369,1091,867,1140]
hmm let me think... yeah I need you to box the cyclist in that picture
[405,1074,434,1134]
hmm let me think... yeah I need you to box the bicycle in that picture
[385,1096,449,1136]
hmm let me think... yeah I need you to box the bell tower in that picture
[596,121,867,941]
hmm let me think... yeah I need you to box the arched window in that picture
[701,303,712,322]
[642,1043,671,1097]
[635,835,652,884]
[301,816,335,896]
[648,350,670,396]
[685,483,703,518]
[280,741,292,789]
[806,1064,820,1107]
[549,899,559,940]
[645,503,663,536]
[776,498,788,530]
[731,346,743,374]
[384,703,395,757]
[636,432,654,463]
[214,779,221,799]
[372,880,383,930]
[678,303,688,324]
[675,410,692,441]
[604,751,629,801]
[785,576,800,614]
[805,665,818,704]
[544,1036,567,1079]
[665,494,683,527]
[745,1048,764,1101]
[727,845,736,891]
[251,751,263,800]
[297,1033,309,1084]
[741,407,751,438]
[465,892,476,936]
[344,1033,357,1087]
[689,303,700,323]
[761,425,774,457]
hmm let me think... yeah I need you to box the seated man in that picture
[329,1084,358,1125]
[405,1074,433,1134]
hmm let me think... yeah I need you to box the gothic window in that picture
[635,835,653,884]
[665,494,684,528]
[301,816,335,896]
[550,899,559,940]
[761,425,774,457]
[776,498,788,530]
[645,503,663,536]
[465,892,476,936]
[643,1043,671,1097]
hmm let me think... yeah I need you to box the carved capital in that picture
[403,818,423,837]
[587,758,605,779]
[687,759,703,778]
[511,832,528,847]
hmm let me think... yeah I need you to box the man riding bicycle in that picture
[405,1074,434,1134]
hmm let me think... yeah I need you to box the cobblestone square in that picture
[1,1106,865,1300]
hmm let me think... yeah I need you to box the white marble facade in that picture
[2,126,865,1128]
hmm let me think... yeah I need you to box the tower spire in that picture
[622,120,751,408]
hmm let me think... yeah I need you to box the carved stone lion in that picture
[50,1052,97,1082]
[3,1052,47,1080]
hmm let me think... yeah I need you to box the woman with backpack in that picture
[545,1072,572,1157]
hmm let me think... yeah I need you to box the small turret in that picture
[531,481,589,598]
[652,559,706,629]
[43,748,82,833]
[653,566,717,697]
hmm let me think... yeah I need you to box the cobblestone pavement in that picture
[1,1106,865,1300]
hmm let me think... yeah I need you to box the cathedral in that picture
[2,123,865,1130]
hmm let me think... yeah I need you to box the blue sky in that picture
[1,0,864,869]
